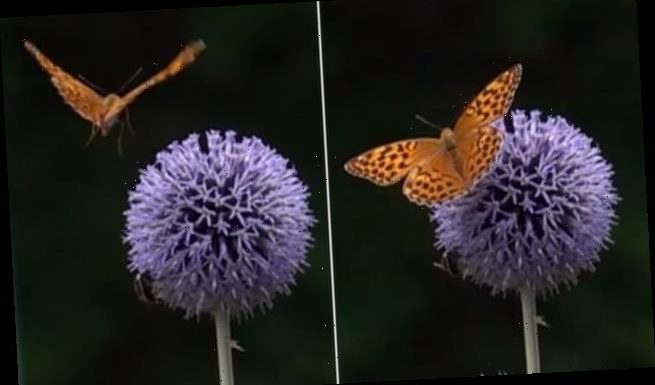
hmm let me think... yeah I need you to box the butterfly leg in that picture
[124,108,136,136]
[116,123,126,157]
[84,125,99,149]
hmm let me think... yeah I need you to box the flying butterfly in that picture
[23,39,207,156]
[344,64,522,206]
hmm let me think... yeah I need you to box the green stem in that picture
[520,285,541,374]
[214,309,235,385]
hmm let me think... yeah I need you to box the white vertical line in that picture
[316,2,340,383]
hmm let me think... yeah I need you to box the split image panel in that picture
[2,3,334,385]
[2,1,654,384]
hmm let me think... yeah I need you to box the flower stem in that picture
[520,285,541,374]
[214,309,235,385]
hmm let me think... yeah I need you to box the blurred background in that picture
[321,0,653,383]
[2,3,335,385]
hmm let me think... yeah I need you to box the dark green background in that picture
[2,3,335,385]
[322,0,653,383]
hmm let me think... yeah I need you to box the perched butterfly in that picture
[344,64,522,206]
[23,39,207,156]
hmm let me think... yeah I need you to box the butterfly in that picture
[344,64,522,206]
[23,39,207,156]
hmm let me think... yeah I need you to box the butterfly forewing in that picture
[24,40,105,126]
[453,64,522,133]
[452,64,522,184]
[111,40,207,119]
[345,138,440,186]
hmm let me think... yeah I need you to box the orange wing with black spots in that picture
[457,125,503,182]
[402,150,467,205]
[453,64,521,183]
[454,64,522,132]
[344,138,440,186]
[344,64,522,207]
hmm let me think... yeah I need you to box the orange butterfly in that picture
[24,39,207,155]
[345,64,522,206]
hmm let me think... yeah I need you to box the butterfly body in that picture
[345,64,523,206]
[24,39,206,154]
[441,129,468,178]
[92,94,122,132]
[439,128,456,150]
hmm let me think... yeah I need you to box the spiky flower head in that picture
[431,110,619,296]
[123,130,316,319]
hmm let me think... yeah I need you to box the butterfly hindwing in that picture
[402,149,467,206]
[458,124,503,182]
[345,138,440,186]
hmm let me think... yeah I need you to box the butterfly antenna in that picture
[78,74,107,94]
[415,114,441,130]
[115,67,143,95]
[117,124,126,158]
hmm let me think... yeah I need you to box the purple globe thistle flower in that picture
[123,130,316,319]
[430,110,619,296]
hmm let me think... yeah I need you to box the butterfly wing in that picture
[455,124,503,182]
[344,138,440,186]
[106,40,207,119]
[402,149,467,206]
[453,64,522,133]
[24,40,105,126]
[452,64,522,183]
